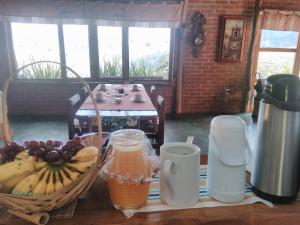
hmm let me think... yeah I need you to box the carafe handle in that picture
[210,134,251,166]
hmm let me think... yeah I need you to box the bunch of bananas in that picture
[0,143,98,196]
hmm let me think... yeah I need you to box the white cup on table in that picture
[132,84,139,91]
[95,92,104,102]
[99,84,107,91]
[114,97,121,104]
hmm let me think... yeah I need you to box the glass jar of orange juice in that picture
[101,129,158,212]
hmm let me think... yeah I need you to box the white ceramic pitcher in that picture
[160,139,200,207]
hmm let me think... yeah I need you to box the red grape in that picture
[35,148,46,158]
[73,137,81,145]
[46,151,61,162]
[60,151,71,162]
[46,140,53,147]
[53,141,62,148]
[66,141,75,149]
[74,144,85,152]
[24,141,30,148]
[29,141,39,150]
[39,141,46,148]
[10,142,18,148]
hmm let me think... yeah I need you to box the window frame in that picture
[253,29,300,78]
[9,20,174,84]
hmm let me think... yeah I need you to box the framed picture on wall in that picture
[218,15,247,63]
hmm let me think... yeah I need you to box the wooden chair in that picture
[80,86,89,103]
[140,85,158,133]
[67,93,83,140]
[147,95,165,155]
[149,85,158,109]
[67,92,111,146]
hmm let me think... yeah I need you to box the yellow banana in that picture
[63,167,82,181]
[12,172,40,194]
[66,160,96,173]
[32,169,50,195]
[34,161,47,170]
[54,170,64,192]
[0,159,35,183]
[71,146,98,162]
[15,151,29,160]
[45,171,55,194]
[1,171,32,193]
[58,169,72,187]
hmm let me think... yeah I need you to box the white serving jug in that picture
[207,115,252,203]
[160,140,200,207]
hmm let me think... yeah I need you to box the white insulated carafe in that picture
[207,115,251,203]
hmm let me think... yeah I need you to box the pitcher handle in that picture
[162,159,175,200]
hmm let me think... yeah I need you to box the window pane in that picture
[98,26,122,78]
[63,25,90,78]
[11,23,61,79]
[260,30,299,48]
[129,27,170,80]
[256,52,295,79]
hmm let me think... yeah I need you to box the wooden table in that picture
[13,155,300,225]
[76,84,158,132]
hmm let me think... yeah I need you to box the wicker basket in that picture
[0,61,106,225]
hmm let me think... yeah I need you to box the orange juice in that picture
[108,179,149,209]
[108,147,151,178]
[107,146,150,209]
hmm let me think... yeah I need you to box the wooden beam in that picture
[241,0,262,112]
[259,48,297,52]
[122,25,129,82]
[88,23,100,82]
[293,34,300,75]
[58,24,67,80]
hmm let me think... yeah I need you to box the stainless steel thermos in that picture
[251,74,300,203]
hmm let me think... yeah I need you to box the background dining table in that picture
[75,84,158,132]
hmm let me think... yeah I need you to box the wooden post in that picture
[241,0,262,112]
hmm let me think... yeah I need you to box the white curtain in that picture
[260,9,300,32]
[0,0,185,28]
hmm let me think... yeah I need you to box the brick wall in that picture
[180,0,255,114]
[178,0,300,114]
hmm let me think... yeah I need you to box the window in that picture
[11,20,173,82]
[255,30,300,79]
[97,26,122,78]
[11,23,61,79]
[129,27,170,80]
[63,25,90,78]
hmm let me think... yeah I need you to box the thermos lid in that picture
[210,115,246,134]
[263,74,300,111]
[210,115,247,166]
